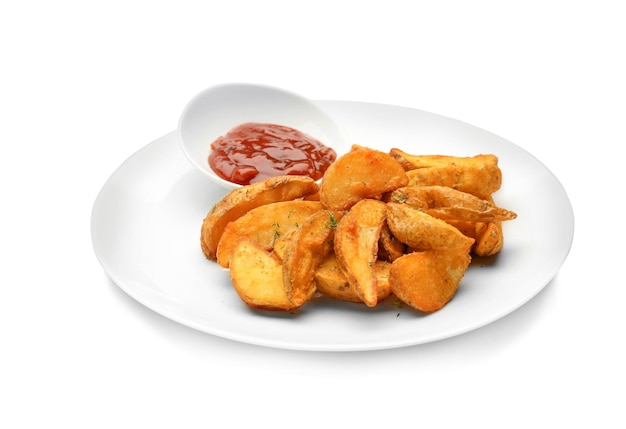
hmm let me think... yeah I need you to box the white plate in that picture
[91,101,574,351]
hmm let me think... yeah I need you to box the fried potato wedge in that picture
[314,254,392,303]
[334,199,387,307]
[320,146,408,210]
[229,238,297,311]
[390,246,472,313]
[389,150,498,171]
[282,210,344,307]
[216,200,323,268]
[386,202,475,251]
[201,143,517,315]
[404,162,502,198]
[386,185,517,222]
[200,175,319,261]
[445,193,507,257]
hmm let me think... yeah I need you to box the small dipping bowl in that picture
[177,83,351,190]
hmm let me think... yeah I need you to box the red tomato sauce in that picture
[208,122,337,185]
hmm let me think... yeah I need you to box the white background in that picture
[2,1,624,427]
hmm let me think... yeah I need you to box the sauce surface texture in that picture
[208,122,337,185]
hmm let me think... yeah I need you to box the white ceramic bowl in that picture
[177,83,351,190]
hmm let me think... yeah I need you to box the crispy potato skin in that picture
[334,199,387,307]
[200,176,319,261]
[216,200,323,268]
[319,146,408,210]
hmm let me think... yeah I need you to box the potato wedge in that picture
[200,175,319,261]
[334,199,387,307]
[229,238,297,311]
[314,254,392,303]
[390,246,472,313]
[386,185,517,222]
[386,202,475,251]
[389,150,499,171]
[404,161,502,198]
[320,146,408,210]
[444,194,507,257]
[216,200,323,268]
[282,210,344,307]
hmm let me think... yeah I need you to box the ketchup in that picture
[208,122,337,185]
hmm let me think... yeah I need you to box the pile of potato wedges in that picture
[200,145,517,313]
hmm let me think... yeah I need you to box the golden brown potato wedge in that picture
[216,200,323,268]
[400,153,502,198]
[320,146,408,210]
[386,202,475,251]
[200,175,319,261]
[389,246,472,313]
[334,199,387,307]
[444,193,508,257]
[386,185,517,223]
[282,210,344,307]
[201,143,517,316]
[314,254,392,303]
[229,238,297,311]
[389,150,498,171]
